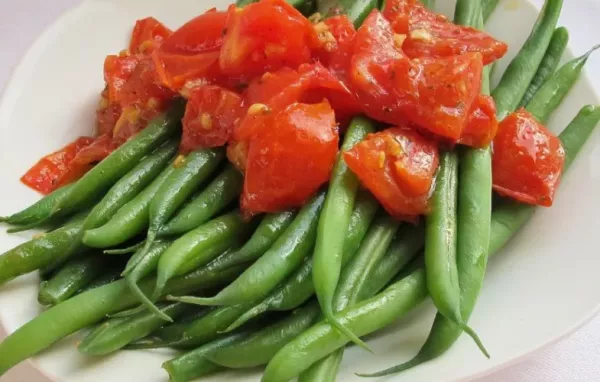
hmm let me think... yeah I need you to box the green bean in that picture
[1,184,75,226]
[262,268,429,382]
[80,267,123,292]
[421,0,435,10]
[208,301,321,368]
[151,212,252,315]
[104,241,145,255]
[357,105,600,377]
[200,210,297,272]
[454,0,481,26]
[482,0,499,23]
[300,213,400,381]
[492,0,563,119]
[0,261,246,375]
[38,254,107,306]
[78,302,189,355]
[82,164,175,248]
[162,331,249,382]
[518,27,569,108]
[225,191,379,332]
[425,150,488,356]
[313,117,375,351]
[159,164,243,236]
[140,148,224,264]
[83,140,178,231]
[170,191,326,306]
[121,240,171,320]
[52,104,184,216]
[0,213,87,285]
[526,44,600,123]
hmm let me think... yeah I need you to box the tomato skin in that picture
[459,94,498,148]
[181,85,246,153]
[219,0,317,81]
[343,127,439,219]
[314,15,357,81]
[152,10,227,91]
[129,17,173,55]
[492,109,565,207]
[383,0,507,65]
[21,137,95,194]
[104,54,140,103]
[349,11,483,142]
[241,101,339,213]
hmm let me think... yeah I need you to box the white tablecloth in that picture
[1,1,599,381]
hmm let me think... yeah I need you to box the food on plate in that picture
[2,0,600,381]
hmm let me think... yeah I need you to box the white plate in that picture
[1,0,600,381]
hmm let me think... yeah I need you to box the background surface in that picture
[1,0,599,381]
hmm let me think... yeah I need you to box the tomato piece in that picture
[349,11,483,141]
[241,101,339,213]
[459,94,498,148]
[243,63,359,123]
[104,54,140,103]
[343,127,439,219]
[492,109,565,207]
[21,137,95,194]
[313,15,357,81]
[219,0,317,81]
[383,0,507,65]
[152,9,227,91]
[181,85,246,152]
[129,17,172,55]
[118,56,176,109]
[96,89,123,136]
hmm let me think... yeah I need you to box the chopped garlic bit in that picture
[410,29,433,42]
[378,151,386,169]
[200,113,213,130]
[248,103,271,116]
[393,34,407,48]
[173,154,187,168]
[180,79,210,98]
[308,12,323,24]
[314,22,337,52]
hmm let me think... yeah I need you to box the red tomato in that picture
[459,94,498,148]
[313,15,357,81]
[349,11,483,141]
[343,127,439,219]
[21,137,95,194]
[383,0,507,65]
[118,56,176,109]
[104,54,140,103]
[241,101,339,213]
[243,63,360,122]
[129,17,172,55]
[492,109,565,207]
[96,90,122,136]
[152,9,227,91]
[181,85,246,152]
[219,0,317,81]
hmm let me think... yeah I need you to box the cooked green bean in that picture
[1,184,75,226]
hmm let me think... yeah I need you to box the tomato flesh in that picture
[129,17,173,55]
[181,85,246,153]
[492,109,565,207]
[459,94,498,148]
[313,15,357,82]
[241,101,339,213]
[383,0,507,65]
[21,137,95,194]
[349,11,483,142]
[219,0,317,81]
[344,127,439,219]
[152,10,227,91]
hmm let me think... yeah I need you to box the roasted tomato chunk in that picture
[241,101,339,213]
[152,9,227,91]
[383,0,507,64]
[129,17,172,55]
[492,109,565,206]
[313,15,357,81]
[181,85,246,152]
[349,11,483,141]
[21,137,95,194]
[459,94,498,148]
[344,127,439,219]
[219,0,317,81]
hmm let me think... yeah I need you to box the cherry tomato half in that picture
[129,17,172,55]
[492,109,565,206]
[241,101,339,214]
[344,126,439,219]
[21,137,95,194]
[383,0,507,65]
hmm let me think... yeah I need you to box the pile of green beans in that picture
[0,0,599,381]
